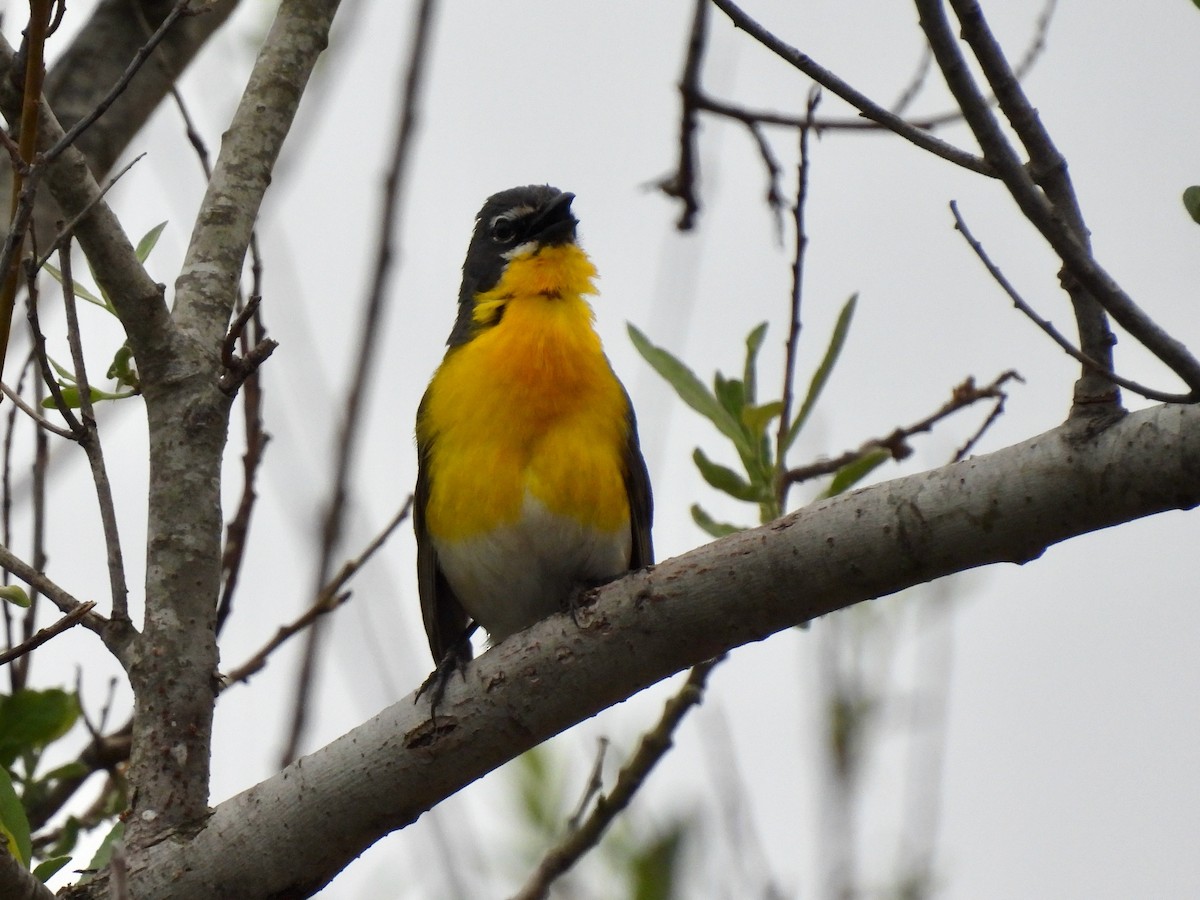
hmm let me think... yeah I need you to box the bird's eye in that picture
[490,214,517,243]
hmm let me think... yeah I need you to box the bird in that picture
[414,184,653,691]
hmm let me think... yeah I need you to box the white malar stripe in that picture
[433,493,631,644]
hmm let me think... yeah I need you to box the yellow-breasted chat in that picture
[415,185,653,682]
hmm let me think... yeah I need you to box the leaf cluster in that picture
[630,294,883,535]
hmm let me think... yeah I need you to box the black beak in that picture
[530,191,577,246]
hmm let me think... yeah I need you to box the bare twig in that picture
[782,371,1022,488]
[219,294,278,394]
[661,0,710,229]
[57,243,132,626]
[280,0,438,765]
[0,543,106,631]
[566,738,609,832]
[35,153,147,272]
[709,0,991,176]
[40,0,194,168]
[0,0,52,380]
[512,657,725,900]
[0,379,76,439]
[915,0,1200,398]
[0,600,96,665]
[949,202,1186,404]
[226,496,413,688]
[775,88,820,512]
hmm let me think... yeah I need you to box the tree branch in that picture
[72,400,1200,899]
[0,846,55,900]
[913,0,1200,399]
[709,0,992,176]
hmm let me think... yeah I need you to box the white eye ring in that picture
[490,214,517,243]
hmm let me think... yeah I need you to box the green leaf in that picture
[41,384,136,409]
[84,821,123,875]
[33,855,71,882]
[135,221,167,263]
[692,448,763,502]
[785,294,858,451]
[743,321,769,404]
[741,400,784,439]
[822,448,890,498]
[42,264,110,312]
[713,373,746,420]
[1184,186,1200,225]
[0,690,80,767]
[0,585,30,609]
[690,503,743,538]
[48,356,77,384]
[0,766,31,867]
[628,324,753,457]
[106,344,139,389]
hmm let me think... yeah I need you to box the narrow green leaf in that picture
[690,503,743,538]
[0,767,31,867]
[743,321,769,404]
[785,294,858,451]
[741,400,784,439]
[41,264,109,311]
[713,373,746,420]
[84,821,124,874]
[41,386,82,409]
[135,221,168,263]
[628,324,753,457]
[33,855,71,882]
[47,357,77,384]
[0,585,30,609]
[822,447,890,498]
[692,448,763,502]
[1184,186,1200,225]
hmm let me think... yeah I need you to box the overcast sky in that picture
[11,1,1200,897]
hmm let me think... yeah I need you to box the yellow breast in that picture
[419,244,631,542]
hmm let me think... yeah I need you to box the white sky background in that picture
[5,0,1200,897]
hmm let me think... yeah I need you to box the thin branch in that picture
[40,0,194,167]
[24,273,83,436]
[0,543,106,631]
[0,379,76,439]
[35,153,147,272]
[0,600,96,665]
[0,0,52,380]
[225,496,413,688]
[566,738,609,832]
[915,0,1200,398]
[945,0,1112,399]
[512,657,725,900]
[709,0,992,176]
[775,88,820,512]
[0,846,56,900]
[949,202,1188,404]
[782,371,1023,488]
[660,0,709,229]
[279,0,438,765]
[56,243,132,627]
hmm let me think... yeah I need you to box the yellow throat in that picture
[419,242,632,543]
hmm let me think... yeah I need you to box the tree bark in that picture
[66,401,1200,898]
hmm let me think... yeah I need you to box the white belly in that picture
[432,493,631,643]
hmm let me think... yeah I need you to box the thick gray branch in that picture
[174,0,340,349]
[87,401,1200,898]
